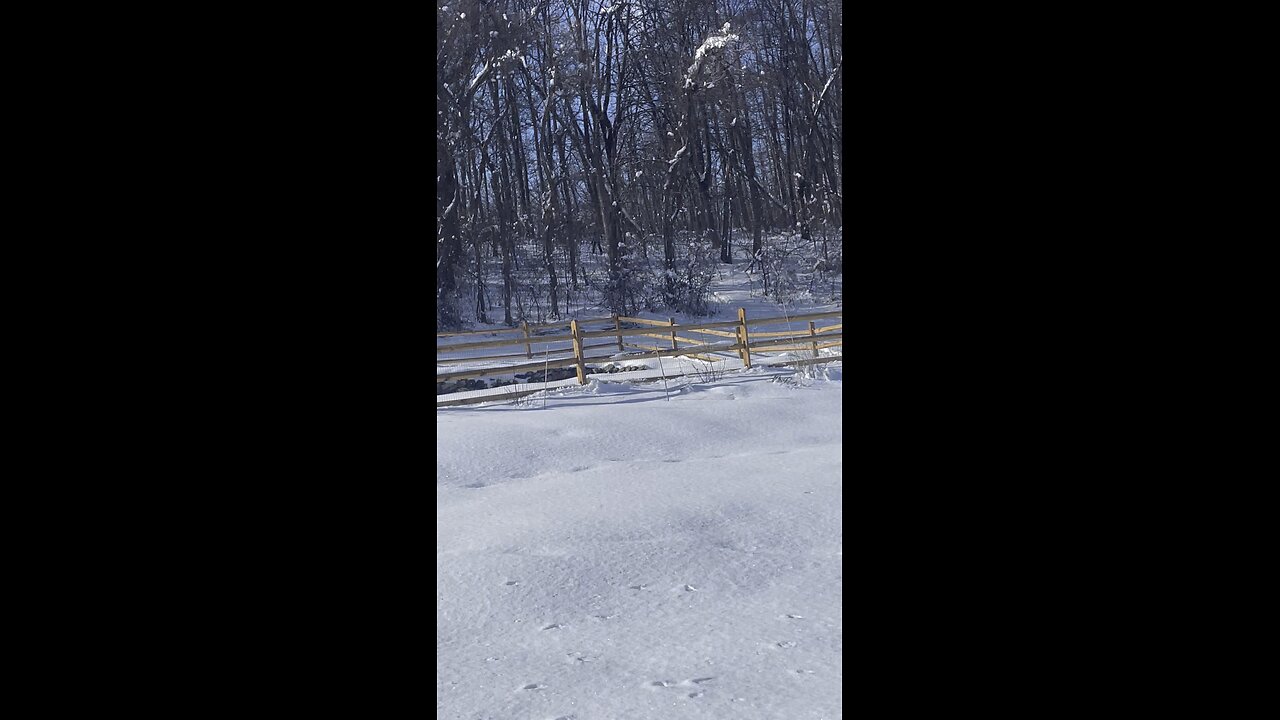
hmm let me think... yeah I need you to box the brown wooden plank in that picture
[744,310,842,327]
[687,327,739,338]
[582,341,620,352]
[747,332,842,351]
[750,329,817,338]
[616,316,673,327]
[623,342,669,352]
[438,332,577,352]
[437,348,566,364]
[752,345,822,354]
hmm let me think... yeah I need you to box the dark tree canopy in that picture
[438,0,842,329]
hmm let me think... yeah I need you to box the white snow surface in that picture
[438,370,842,719]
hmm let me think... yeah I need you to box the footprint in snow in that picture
[629,584,648,590]
[684,584,699,592]
[522,683,546,691]
[795,669,816,674]
[542,623,563,630]
[785,614,804,619]
[504,580,520,586]
[569,465,590,472]
[690,677,715,684]
[651,680,677,688]
[687,691,704,698]
[777,641,797,648]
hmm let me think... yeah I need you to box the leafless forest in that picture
[437,0,842,329]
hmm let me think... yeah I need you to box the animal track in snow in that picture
[629,584,649,590]
[653,677,714,691]
[542,623,563,630]
[687,691,704,698]
[684,584,699,592]
[662,459,681,463]
[777,641,797,648]
[590,614,617,620]
[785,614,804,619]
[504,580,520,585]
[521,683,546,691]
[465,482,487,488]
[795,669,816,674]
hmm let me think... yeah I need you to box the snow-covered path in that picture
[437,370,843,719]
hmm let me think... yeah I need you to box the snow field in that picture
[438,368,842,719]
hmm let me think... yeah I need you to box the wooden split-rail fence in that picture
[437,309,842,393]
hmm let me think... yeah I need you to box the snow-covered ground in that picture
[437,367,842,719]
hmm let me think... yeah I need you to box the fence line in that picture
[438,308,842,391]
[435,315,615,338]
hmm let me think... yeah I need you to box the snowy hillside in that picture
[437,369,842,719]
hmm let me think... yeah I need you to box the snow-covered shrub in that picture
[654,231,717,316]
[672,238,719,315]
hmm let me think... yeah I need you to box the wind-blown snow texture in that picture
[438,369,842,719]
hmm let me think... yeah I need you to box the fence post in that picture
[613,314,624,353]
[808,320,819,358]
[669,318,678,351]
[571,319,587,385]
[521,321,532,359]
[737,307,752,368]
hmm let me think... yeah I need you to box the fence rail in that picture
[438,308,842,389]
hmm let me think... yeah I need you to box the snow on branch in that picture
[686,29,739,80]
[466,58,494,96]
[808,58,844,133]
[667,143,689,168]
